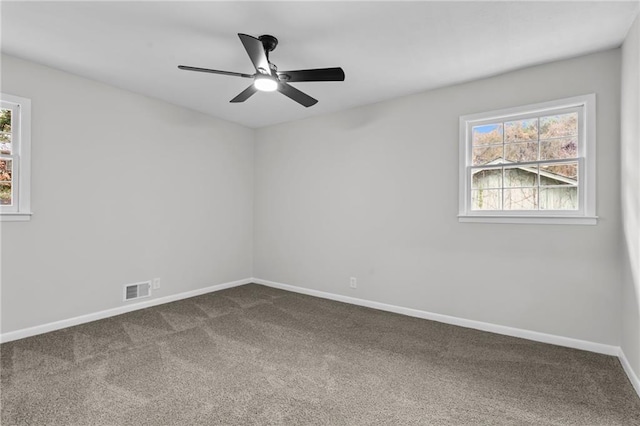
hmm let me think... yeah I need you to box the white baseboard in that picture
[252,278,619,357]
[0,278,252,343]
[619,348,640,399]
[253,278,640,398]
[3,276,637,400]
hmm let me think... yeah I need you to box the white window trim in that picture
[458,94,597,225]
[0,93,32,222]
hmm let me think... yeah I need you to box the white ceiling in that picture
[2,1,638,128]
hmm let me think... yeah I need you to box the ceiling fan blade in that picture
[238,33,271,76]
[278,83,318,107]
[230,85,258,103]
[278,67,345,82]
[178,65,253,79]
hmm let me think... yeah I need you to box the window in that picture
[458,94,596,225]
[0,93,32,221]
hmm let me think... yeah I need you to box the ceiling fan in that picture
[178,33,345,107]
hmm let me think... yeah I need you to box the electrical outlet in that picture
[152,278,161,290]
[350,277,357,289]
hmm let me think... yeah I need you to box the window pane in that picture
[0,133,11,155]
[471,189,501,210]
[540,187,578,210]
[504,166,537,187]
[540,112,578,139]
[473,145,502,166]
[0,109,11,133]
[540,137,577,160]
[473,123,503,146]
[0,109,11,155]
[0,182,10,205]
[504,188,537,210]
[505,118,538,142]
[0,158,12,206]
[472,168,502,189]
[504,142,538,163]
[540,162,578,184]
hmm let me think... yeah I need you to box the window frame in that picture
[0,93,32,221]
[458,94,596,225]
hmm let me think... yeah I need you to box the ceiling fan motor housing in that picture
[258,35,278,53]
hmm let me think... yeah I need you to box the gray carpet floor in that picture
[1,283,639,425]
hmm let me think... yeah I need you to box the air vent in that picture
[124,281,151,301]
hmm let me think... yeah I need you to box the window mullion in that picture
[470,157,579,171]
[537,117,541,210]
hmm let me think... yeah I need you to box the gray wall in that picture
[0,55,254,333]
[1,47,631,356]
[254,49,622,346]
[621,15,640,382]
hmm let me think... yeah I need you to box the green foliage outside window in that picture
[0,109,11,204]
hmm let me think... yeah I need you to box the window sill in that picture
[0,212,33,222]
[458,215,597,225]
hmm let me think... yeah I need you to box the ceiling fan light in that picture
[254,76,278,92]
